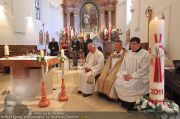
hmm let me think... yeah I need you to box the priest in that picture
[97,40,126,99]
[78,43,104,97]
[114,37,149,111]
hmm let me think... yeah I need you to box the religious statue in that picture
[46,31,49,45]
[103,28,108,35]
[39,30,43,45]
[83,13,90,30]
[70,27,74,38]
[90,11,97,31]
[116,29,123,37]
[102,28,108,41]
[63,27,68,40]
[111,26,117,41]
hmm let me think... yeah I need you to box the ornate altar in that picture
[62,0,117,41]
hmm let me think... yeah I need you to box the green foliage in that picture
[58,55,66,62]
[36,55,45,62]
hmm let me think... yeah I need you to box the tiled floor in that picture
[0,67,126,112]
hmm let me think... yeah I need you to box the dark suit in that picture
[71,40,80,66]
[48,41,59,56]
[84,39,93,57]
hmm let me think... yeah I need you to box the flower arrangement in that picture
[135,95,179,113]
[36,55,45,62]
[58,55,66,62]
[91,32,99,42]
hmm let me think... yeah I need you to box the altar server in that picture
[115,37,149,110]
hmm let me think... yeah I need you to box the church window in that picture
[35,0,40,20]
[126,0,132,25]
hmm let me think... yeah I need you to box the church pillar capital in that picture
[74,12,79,16]
[100,10,105,14]
[99,6,106,13]
[65,11,71,15]
[108,5,115,12]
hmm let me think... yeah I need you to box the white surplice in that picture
[78,49,104,94]
[115,49,149,102]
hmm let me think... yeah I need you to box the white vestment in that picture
[115,49,149,102]
[78,49,104,94]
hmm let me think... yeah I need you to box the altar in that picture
[0,56,60,97]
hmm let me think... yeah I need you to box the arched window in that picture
[35,0,40,20]
[126,0,132,25]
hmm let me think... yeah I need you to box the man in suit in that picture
[71,35,80,67]
[48,38,59,67]
[84,34,93,57]
[48,38,59,56]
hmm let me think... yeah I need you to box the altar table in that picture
[0,56,60,97]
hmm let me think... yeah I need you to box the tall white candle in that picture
[61,49,64,78]
[61,63,64,78]
[61,49,64,56]
[149,18,165,102]
[4,45,9,56]
[149,18,165,47]
[40,50,44,57]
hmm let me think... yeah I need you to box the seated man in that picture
[115,37,149,111]
[97,40,126,99]
[78,43,104,97]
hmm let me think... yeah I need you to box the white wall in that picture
[116,0,180,60]
[0,0,64,47]
[49,0,64,42]
[116,0,126,43]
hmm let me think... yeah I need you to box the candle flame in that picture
[154,17,158,20]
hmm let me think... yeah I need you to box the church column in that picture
[100,10,105,32]
[66,12,70,43]
[108,10,112,41]
[74,12,79,34]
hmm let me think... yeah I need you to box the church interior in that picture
[0,0,180,118]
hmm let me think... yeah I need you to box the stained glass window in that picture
[35,0,40,20]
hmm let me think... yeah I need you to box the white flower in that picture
[161,104,174,113]
[136,98,141,104]
[148,101,155,108]
[141,100,148,109]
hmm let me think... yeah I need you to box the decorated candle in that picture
[61,49,64,56]
[40,50,44,57]
[149,18,165,103]
[4,45,9,56]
